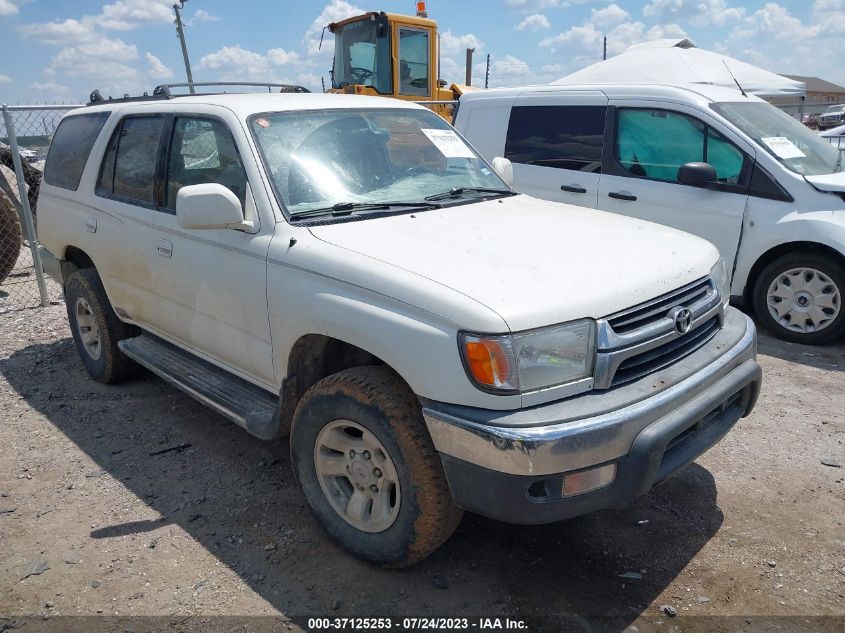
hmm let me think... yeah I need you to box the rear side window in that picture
[504,105,606,173]
[44,112,110,190]
[97,116,166,205]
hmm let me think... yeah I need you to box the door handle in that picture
[608,191,637,201]
[85,217,97,233]
[155,239,173,258]
[560,185,587,194]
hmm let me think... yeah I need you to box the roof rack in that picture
[153,82,311,97]
[87,82,311,105]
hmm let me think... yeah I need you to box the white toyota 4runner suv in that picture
[37,87,761,567]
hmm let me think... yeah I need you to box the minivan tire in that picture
[290,365,463,567]
[64,268,140,383]
[753,252,845,345]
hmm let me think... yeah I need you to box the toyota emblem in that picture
[669,307,693,334]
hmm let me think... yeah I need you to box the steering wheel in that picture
[349,67,374,83]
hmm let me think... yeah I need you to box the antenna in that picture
[722,60,747,98]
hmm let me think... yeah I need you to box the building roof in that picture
[781,75,845,94]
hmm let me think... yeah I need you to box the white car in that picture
[37,87,760,566]
[454,83,845,344]
[818,104,845,131]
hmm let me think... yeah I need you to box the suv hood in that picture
[806,171,845,194]
[308,195,719,332]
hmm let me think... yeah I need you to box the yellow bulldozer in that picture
[325,2,475,120]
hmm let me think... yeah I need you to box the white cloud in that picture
[193,9,219,22]
[95,0,173,31]
[29,81,76,100]
[440,29,484,56]
[540,19,687,58]
[710,2,845,86]
[0,74,12,83]
[505,0,561,10]
[145,52,174,80]
[18,19,96,45]
[590,3,629,26]
[515,14,551,31]
[643,0,745,26]
[0,0,18,17]
[197,45,304,84]
[302,0,362,56]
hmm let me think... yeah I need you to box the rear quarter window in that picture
[43,112,110,191]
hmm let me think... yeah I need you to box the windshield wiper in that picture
[291,200,442,220]
[424,187,516,202]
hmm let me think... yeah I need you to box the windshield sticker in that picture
[255,118,270,128]
[761,137,806,160]
[421,128,475,158]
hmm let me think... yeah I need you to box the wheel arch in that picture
[743,241,845,306]
[60,245,96,282]
[277,334,392,437]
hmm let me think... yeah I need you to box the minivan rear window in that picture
[504,105,605,173]
[44,112,110,191]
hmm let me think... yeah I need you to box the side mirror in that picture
[175,183,251,231]
[677,162,717,188]
[491,157,514,188]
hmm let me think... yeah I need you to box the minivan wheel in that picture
[753,252,845,344]
[290,365,463,567]
[64,268,140,383]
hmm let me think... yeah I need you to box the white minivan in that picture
[454,83,845,344]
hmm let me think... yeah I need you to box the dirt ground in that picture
[1,305,843,632]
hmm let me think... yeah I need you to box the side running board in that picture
[118,334,281,440]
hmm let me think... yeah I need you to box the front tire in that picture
[64,268,140,383]
[290,366,463,567]
[752,252,845,344]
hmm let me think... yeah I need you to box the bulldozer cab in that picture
[328,11,458,119]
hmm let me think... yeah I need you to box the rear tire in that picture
[0,190,22,284]
[64,268,140,383]
[752,252,845,345]
[290,365,463,567]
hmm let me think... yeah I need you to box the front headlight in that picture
[710,257,731,309]
[460,320,596,394]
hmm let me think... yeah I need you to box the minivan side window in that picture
[164,117,248,212]
[44,112,110,191]
[504,105,605,173]
[615,108,748,186]
[97,116,166,205]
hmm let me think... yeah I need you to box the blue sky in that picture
[0,0,842,104]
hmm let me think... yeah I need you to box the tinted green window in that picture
[616,108,749,186]
[44,112,110,191]
[616,109,704,181]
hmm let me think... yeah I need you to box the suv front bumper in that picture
[421,308,760,524]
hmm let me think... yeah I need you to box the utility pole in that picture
[173,1,195,93]
[465,48,475,86]
[485,54,490,89]
[603,36,607,61]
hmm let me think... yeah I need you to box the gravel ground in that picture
[0,305,843,632]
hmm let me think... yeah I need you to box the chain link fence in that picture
[1,104,82,313]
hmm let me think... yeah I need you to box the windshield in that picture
[250,108,509,217]
[713,101,842,176]
[332,18,392,94]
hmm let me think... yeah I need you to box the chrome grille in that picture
[593,277,723,389]
[607,278,713,334]
[611,317,720,386]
